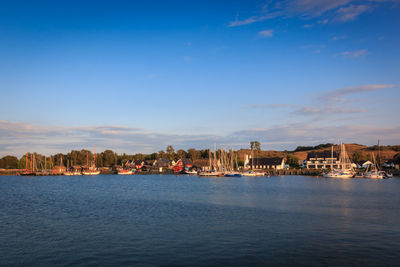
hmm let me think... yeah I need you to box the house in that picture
[52,165,66,174]
[173,158,193,172]
[356,160,374,169]
[245,156,285,170]
[383,160,395,168]
[305,151,339,169]
[153,158,172,172]
[134,160,149,170]
[192,159,212,171]
[72,165,82,172]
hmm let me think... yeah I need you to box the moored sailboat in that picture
[82,145,101,175]
[323,144,355,178]
[20,152,36,176]
[364,152,384,179]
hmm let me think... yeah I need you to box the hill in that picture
[237,144,399,162]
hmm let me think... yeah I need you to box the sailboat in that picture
[82,145,101,175]
[198,145,224,176]
[224,149,242,177]
[20,152,36,176]
[324,143,355,178]
[364,152,384,179]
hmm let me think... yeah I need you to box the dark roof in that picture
[357,160,372,165]
[181,158,193,165]
[307,151,339,160]
[249,157,284,166]
[154,158,171,167]
[192,159,210,167]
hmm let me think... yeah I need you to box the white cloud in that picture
[228,0,398,26]
[258,29,274,38]
[333,4,371,22]
[294,106,366,115]
[338,49,369,58]
[230,123,400,148]
[1,120,399,157]
[322,84,394,101]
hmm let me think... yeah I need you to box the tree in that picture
[157,150,166,159]
[176,149,188,160]
[0,155,18,169]
[102,150,117,167]
[250,141,261,151]
[286,154,300,168]
[188,148,201,161]
[250,141,261,168]
[166,145,175,160]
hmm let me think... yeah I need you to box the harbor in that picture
[2,143,398,179]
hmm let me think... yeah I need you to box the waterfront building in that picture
[153,158,172,172]
[192,159,212,171]
[244,155,285,170]
[173,158,193,172]
[305,151,339,169]
[356,160,374,169]
[52,165,66,174]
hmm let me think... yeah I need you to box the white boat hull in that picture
[364,171,384,179]
[82,171,101,175]
[118,170,133,175]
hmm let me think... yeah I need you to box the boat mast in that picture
[25,151,28,171]
[208,149,212,171]
[331,146,333,169]
[213,143,217,171]
[94,144,96,169]
[378,140,381,170]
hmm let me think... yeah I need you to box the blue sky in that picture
[0,0,399,156]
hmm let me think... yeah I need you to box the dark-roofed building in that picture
[173,158,193,172]
[245,157,285,170]
[153,158,171,172]
[306,151,339,169]
[192,159,212,171]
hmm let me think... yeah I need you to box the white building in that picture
[244,155,285,170]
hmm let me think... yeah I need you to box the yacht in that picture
[323,144,355,179]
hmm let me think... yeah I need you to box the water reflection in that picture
[0,175,399,266]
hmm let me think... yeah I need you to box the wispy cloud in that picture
[251,84,396,118]
[332,35,346,40]
[230,123,400,148]
[338,49,369,58]
[333,4,371,22]
[321,84,395,101]
[242,104,296,109]
[228,0,398,27]
[258,29,274,38]
[292,84,396,116]
[294,106,366,115]
[0,120,219,157]
[301,44,325,53]
[1,120,399,157]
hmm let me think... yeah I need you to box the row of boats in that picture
[323,144,392,179]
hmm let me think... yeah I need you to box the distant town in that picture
[0,142,399,177]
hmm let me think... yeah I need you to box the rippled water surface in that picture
[1,175,399,266]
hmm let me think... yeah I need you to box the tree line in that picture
[0,146,212,169]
